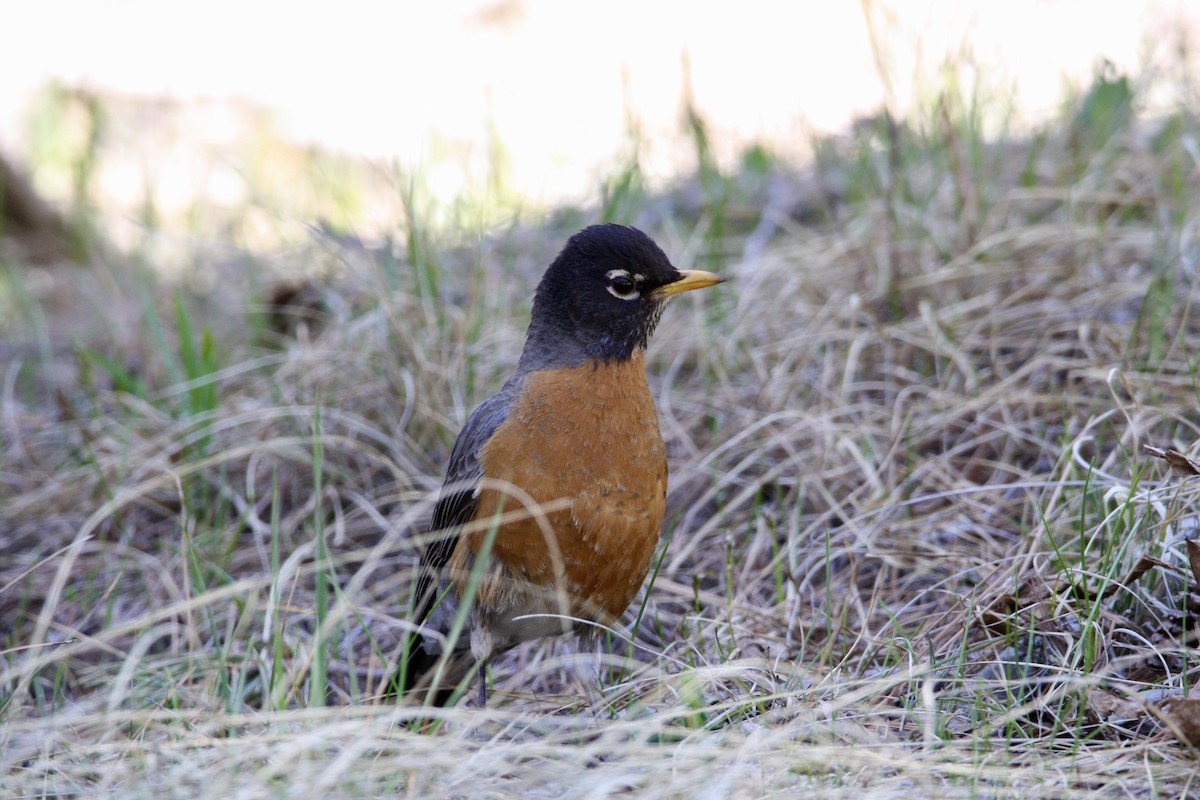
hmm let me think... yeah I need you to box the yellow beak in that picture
[652,269,725,299]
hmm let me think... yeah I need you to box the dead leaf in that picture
[1188,541,1200,587]
[1144,445,1200,476]
[1161,698,1200,749]
[1085,689,1142,723]
[1068,555,1178,602]
[975,582,1050,633]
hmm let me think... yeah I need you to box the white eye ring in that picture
[605,269,641,300]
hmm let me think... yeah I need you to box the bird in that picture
[391,224,723,706]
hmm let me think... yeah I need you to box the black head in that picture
[519,224,723,369]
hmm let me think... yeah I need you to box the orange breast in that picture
[461,352,667,623]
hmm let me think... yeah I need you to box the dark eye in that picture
[611,275,636,294]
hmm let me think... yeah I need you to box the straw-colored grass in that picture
[5,65,1200,797]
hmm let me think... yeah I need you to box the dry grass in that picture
[5,67,1200,797]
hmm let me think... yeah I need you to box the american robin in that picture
[393,224,723,705]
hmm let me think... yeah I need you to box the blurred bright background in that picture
[2,0,1197,238]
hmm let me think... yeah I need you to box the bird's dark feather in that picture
[390,377,524,701]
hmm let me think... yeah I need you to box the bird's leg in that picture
[476,660,489,706]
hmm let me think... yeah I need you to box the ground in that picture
[4,61,1200,798]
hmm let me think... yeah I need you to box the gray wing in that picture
[412,377,523,627]
[392,378,523,702]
